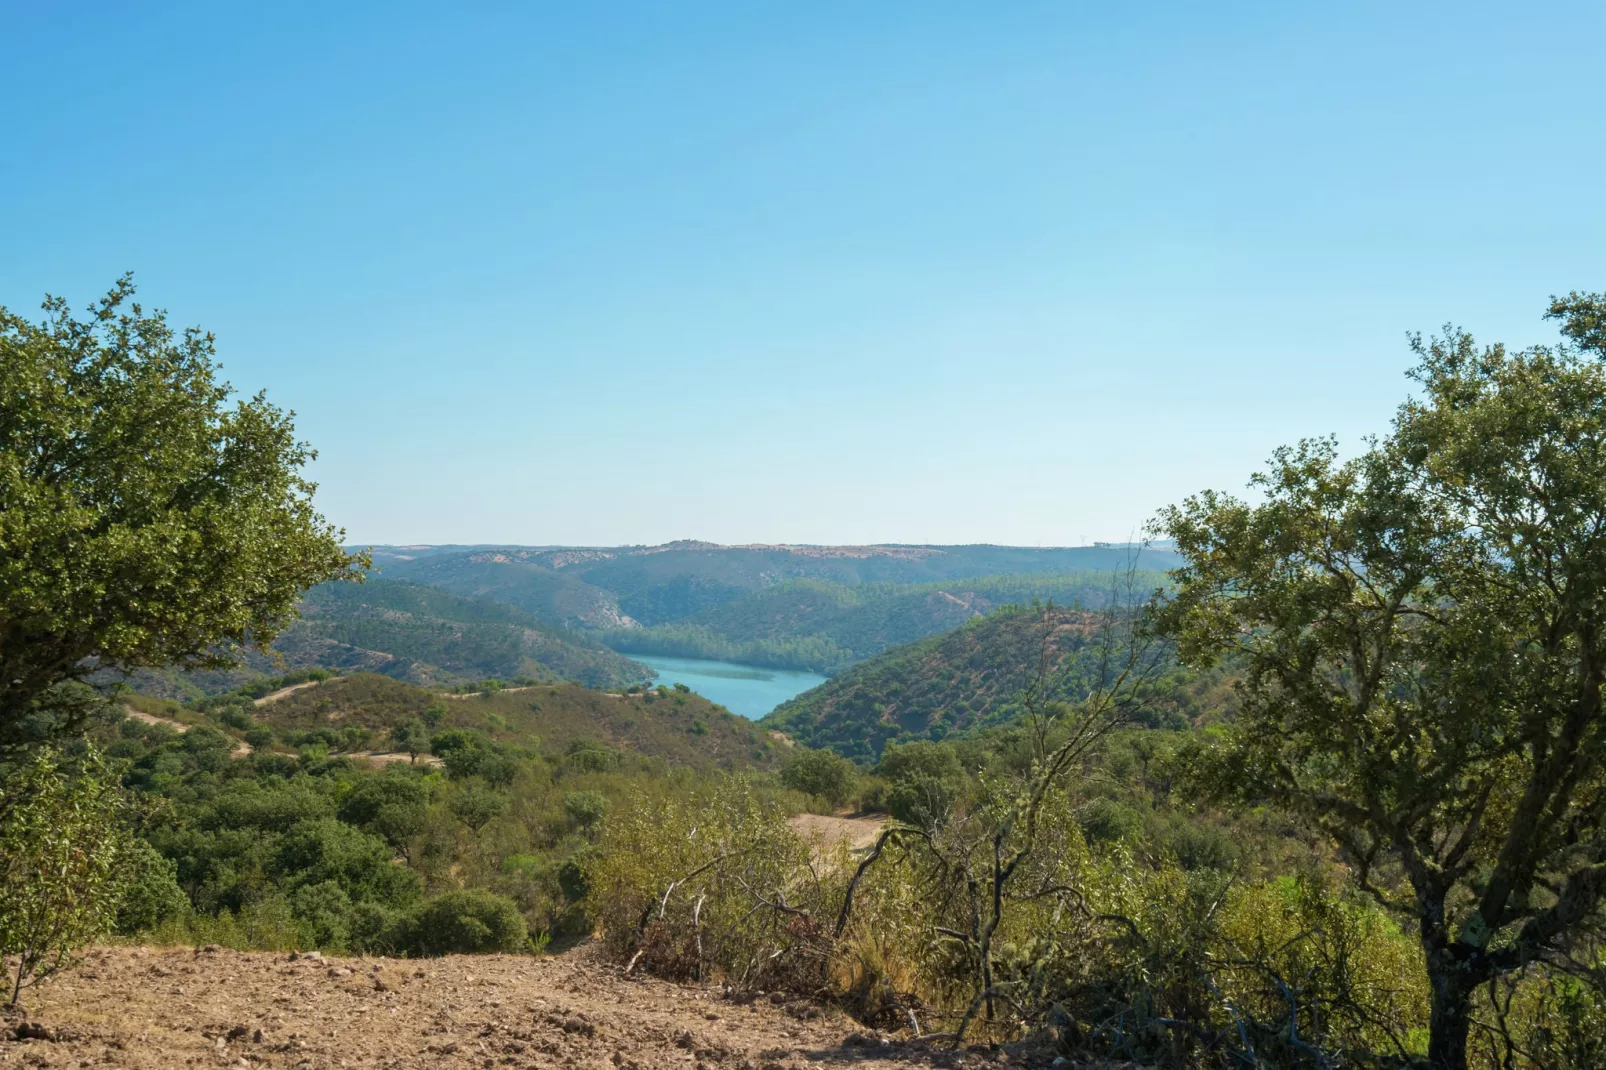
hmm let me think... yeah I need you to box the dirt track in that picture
[1,946,1018,1070]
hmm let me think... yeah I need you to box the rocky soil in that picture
[0,946,1039,1070]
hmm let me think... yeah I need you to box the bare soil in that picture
[0,947,1019,1070]
[786,814,889,855]
[253,682,323,707]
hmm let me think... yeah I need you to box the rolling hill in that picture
[599,571,1170,673]
[242,672,781,773]
[380,554,635,629]
[111,579,651,700]
[293,579,649,689]
[761,605,1196,760]
[365,541,1183,628]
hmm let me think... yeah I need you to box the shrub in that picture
[589,779,830,987]
[273,818,422,907]
[446,779,506,832]
[115,840,190,935]
[337,773,429,850]
[565,740,620,773]
[291,880,352,949]
[562,791,609,831]
[403,890,527,955]
[1079,797,1143,843]
[780,749,857,809]
[876,740,963,826]
[0,747,131,1005]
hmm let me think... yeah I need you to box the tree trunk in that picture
[1426,966,1474,1069]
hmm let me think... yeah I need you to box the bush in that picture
[402,890,528,955]
[562,791,609,831]
[780,749,858,809]
[115,840,190,936]
[1079,797,1143,843]
[876,740,963,826]
[274,818,422,908]
[337,773,429,850]
[0,747,131,1005]
[291,880,352,949]
[430,729,516,784]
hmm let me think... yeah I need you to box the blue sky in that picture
[4,2,1602,547]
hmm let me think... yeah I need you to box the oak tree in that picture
[1154,293,1606,1068]
[0,277,363,748]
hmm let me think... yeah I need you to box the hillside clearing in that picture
[0,946,1016,1070]
[787,812,888,854]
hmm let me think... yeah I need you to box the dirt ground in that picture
[1,946,1021,1070]
[785,814,889,855]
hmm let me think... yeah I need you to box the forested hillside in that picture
[762,604,1219,758]
[382,554,635,629]
[601,571,1169,673]
[115,580,650,700]
[372,541,1181,628]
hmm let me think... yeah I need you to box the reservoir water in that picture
[633,655,828,719]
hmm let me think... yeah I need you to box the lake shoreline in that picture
[631,654,829,720]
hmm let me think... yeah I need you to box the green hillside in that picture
[601,571,1169,673]
[374,542,1183,627]
[242,672,780,773]
[761,604,1202,759]
[293,580,649,689]
[383,554,635,629]
[112,580,650,699]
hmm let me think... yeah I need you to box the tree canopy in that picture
[0,277,363,747]
[1154,292,1606,1068]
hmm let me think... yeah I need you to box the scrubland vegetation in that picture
[7,280,1606,1070]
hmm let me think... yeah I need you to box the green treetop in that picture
[1155,292,1606,1069]
[0,277,363,748]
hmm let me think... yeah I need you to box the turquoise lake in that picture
[632,655,828,719]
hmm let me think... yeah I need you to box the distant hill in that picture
[246,673,780,773]
[294,579,649,689]
[600,571,1166,673]
[368,541,1182,629]
[381,554,635,629]
[111,579,650,700]
[762,605,1192,760]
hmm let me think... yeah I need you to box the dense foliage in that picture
[0,278,361,748]
[1153,294,1606,1068]
[89,690,799,958]
[0,746,132,1004]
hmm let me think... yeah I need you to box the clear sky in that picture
[4,3,1602,547]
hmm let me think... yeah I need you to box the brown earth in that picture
[253,682,323,707]
[0,946,1025,1070]
[786,814,889,855]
